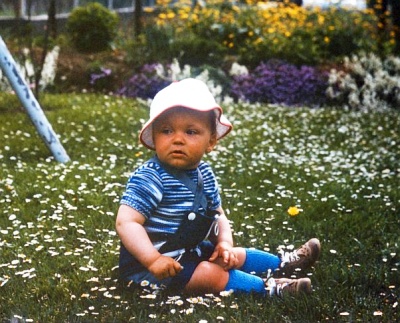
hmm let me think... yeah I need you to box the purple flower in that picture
[90,67,112,85]
[117,64,169,99]
[230,60,329,107]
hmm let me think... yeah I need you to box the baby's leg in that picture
[196,246,280,283]
[239,248,280,275]
[184,247,272,294]
[184,260,266,295]
[208,247,247,269]
[184,261,229,294]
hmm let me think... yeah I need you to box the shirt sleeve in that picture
[120,165,164,219]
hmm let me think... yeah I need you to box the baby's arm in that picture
[116,204,183,280]
[208,207,239,270]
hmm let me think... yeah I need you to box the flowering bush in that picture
[88,63,115,93]
[117,59,227,102]
[117,64,170,99]
[230,60,329,106]
[326,53,400,111]
[118,59,339,109]
[0,46,59,92]
[151,0,386,67]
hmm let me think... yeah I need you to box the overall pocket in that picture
[158,210,220,254]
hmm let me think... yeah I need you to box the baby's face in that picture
[152,107,217,170]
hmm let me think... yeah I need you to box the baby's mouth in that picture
[170,150,186,156]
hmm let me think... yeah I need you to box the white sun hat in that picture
[139,78,233,150]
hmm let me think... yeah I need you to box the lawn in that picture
[0,93,399,322]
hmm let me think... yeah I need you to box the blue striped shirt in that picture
[120,159,221,236]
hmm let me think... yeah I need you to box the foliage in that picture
[117,63,171,99]
[118,55,400,111]
[148,0,387,68]
[230,60,329,106]
[326,53,400,111]
[169,33,227,67]
[122,25,227,69]
[66,2,119,53]
[122,25,172,67]
[87,61,115,93]
[117,59,229,102]
[0,93,399,321]
[0,46,60,92]
[0,93,20,113]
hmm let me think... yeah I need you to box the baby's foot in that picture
[276,238,321,277]
[265,277,312,297]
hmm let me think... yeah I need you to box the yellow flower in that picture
[254,37,263,45]
[167,12,175,19]
[287,206,300,216]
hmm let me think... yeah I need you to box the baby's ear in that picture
[206,137,217,153]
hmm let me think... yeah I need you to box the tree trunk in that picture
[48,0,57,39]
[33,0,58,97]
[134,0,143,39]
[13,0,21,18]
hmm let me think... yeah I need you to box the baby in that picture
[116,78,321,296]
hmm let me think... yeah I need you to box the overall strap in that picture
[149,156,208,212]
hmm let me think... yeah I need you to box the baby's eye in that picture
[161,128,172,134]
[186,129,198,135]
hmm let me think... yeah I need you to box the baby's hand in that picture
[209,241,238,270]
[148,255,183,280]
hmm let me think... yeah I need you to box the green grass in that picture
[0,93,399,322]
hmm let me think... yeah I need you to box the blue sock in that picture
[241,248,281,275]
[224,269,266,295]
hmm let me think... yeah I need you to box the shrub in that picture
[123,25,179,69]
[88,64,114,93]
[117,60,228,102]
[153,1,385,68]
[314,7,380,58]
[237,5,381,67]
[66,2,119,53]
[326,53,400,111]
[117,64,170,99]
[123,26,227,69]
[0,46,59,92]
[170,35,227,68]
[230,60,329,107]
